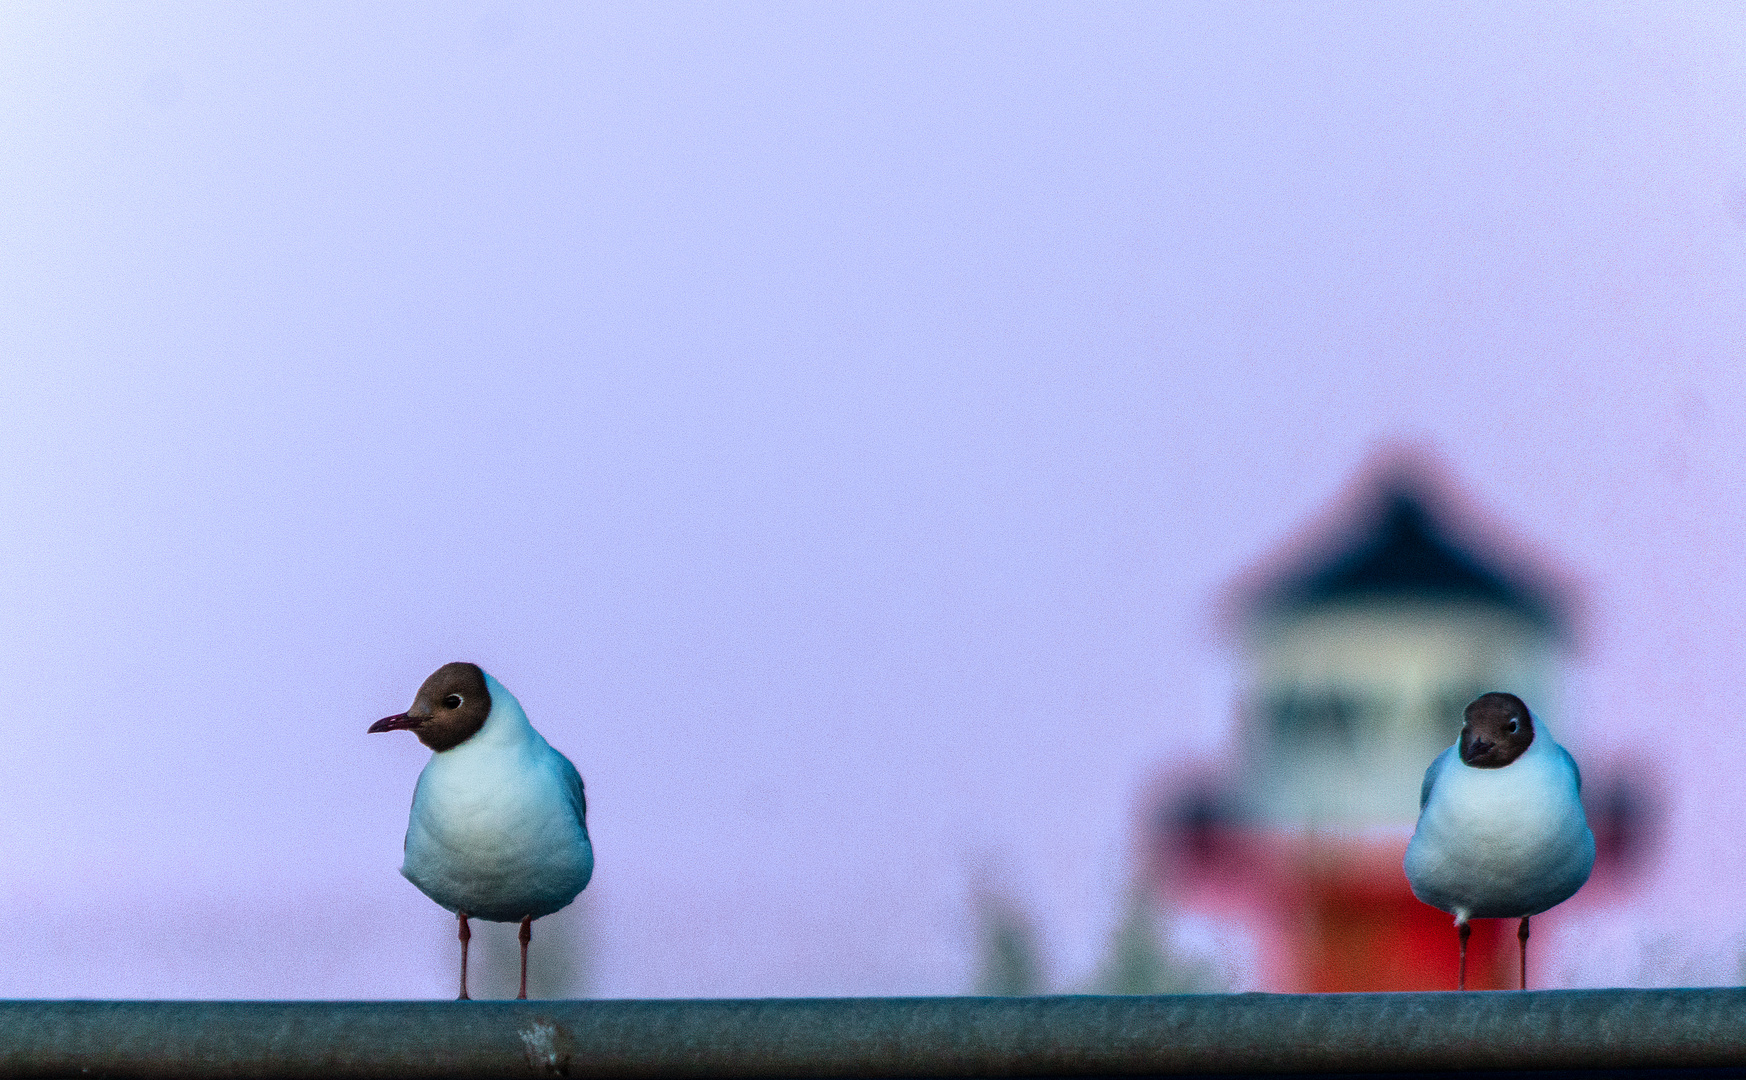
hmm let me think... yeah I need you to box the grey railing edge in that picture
[2,989,1745,1079]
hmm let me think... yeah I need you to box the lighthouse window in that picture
[1267,688,1369,743]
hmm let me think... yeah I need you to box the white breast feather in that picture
[1404,728,1594,920]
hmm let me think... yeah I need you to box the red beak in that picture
[369,712,428,734]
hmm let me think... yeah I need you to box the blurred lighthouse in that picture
[1154,452,1594,991]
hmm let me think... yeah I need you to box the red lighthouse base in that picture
[1299,851,1515,991]
[1165,828,1519,992]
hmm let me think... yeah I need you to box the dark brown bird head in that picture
[1459,691,1534,768]
[368,662,492,752]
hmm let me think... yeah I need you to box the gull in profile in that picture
[371,662,594,999]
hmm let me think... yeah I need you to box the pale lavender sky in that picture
[3,3,1746,998]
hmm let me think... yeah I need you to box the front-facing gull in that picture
[1404,692,1593,990]
[370,662,594,999]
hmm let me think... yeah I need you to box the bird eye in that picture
[1506,719,1518,733]
[443,694,463,710]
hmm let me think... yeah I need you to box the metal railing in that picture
[2,990,1744,1079]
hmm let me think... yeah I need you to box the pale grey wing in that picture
[1420,746,1456,810]
[1557,742,1582,794]
[555,752,588,829]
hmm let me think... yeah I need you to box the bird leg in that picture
[518,916,533,1000]
[1457,918,1471,991]
[457,912,472,1001]
[1518,917,1530,991]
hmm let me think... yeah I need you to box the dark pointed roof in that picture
[1257,481,1565,635]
